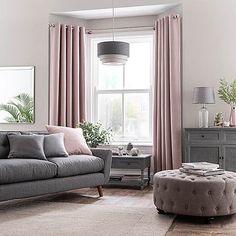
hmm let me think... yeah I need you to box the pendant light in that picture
[97,0,129,65]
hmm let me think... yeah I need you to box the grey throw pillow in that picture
[0,132,21,159]
[7,134,47,160]
[44,133,68,157]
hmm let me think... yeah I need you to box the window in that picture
[89,33,154,143]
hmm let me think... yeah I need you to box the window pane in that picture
[125,42,151,89]
[98,62,123,89]
[98,94,122,136]
[124,93,150,138]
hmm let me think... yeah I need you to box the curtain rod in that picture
[48,24,75,29]
[86,25,155,34]
[49,24,154,33]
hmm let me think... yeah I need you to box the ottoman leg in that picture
[205,217,215,224]
[157,208,166,214]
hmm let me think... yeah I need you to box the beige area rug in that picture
[0,200,174,236]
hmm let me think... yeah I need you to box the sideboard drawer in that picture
[187,131,220,142]
[224,131,236,143]
[112,159,141,169]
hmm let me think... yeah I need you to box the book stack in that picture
[179,162,225,176]
[121,175,141,182]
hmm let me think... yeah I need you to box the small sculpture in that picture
[130,148,139,156]
[118,146,124,156]
[214,112,223,127]
[126,142,133,155]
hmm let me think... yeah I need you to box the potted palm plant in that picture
[218,79,236,126]
[0,93,34,123]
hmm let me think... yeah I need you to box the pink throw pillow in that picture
[46,125,92,155]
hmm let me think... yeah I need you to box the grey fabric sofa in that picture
[0,131,112,202]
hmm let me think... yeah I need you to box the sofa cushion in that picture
[44,133,68,158]
[8,134,47,160]
[0,132,21,159]
[47,155,104,177]
[0,159,57,184]
[46,125,92,155]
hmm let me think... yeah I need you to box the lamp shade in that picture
[192,87,215,104]
[97,41,130,65]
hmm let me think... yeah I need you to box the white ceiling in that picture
[56,4,174,20]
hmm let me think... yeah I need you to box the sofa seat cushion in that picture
[47,155,104,177]
[0,159,57,184]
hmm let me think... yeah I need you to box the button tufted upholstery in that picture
[153,170,236,217]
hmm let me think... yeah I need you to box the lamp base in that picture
[199,105,208,128]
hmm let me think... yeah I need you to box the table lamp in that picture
[192,87,215,128]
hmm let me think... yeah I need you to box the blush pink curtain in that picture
[49,23,86,127]
[152,15,182,172]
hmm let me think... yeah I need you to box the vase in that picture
[199,105,208,128]
[230,106,236,127]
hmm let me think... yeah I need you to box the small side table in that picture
[107,154,151,189]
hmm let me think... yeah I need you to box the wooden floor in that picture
[1,186,236,235]
[167,214,236,236]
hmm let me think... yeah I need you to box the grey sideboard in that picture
[185,128,236,172]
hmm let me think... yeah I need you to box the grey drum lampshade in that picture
[97,41,130,65]
[192,87,215,104]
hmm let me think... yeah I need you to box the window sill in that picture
[110,142,153,147]
[99,142,153,148]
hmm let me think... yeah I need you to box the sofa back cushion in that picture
[0,132,21,159]
[8,134,47,160]
[20,131,48,135]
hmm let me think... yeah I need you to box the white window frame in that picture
[87,31,154,144]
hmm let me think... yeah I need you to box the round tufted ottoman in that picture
[153,170,236,217]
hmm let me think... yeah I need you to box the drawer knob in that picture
[201,135,205,138]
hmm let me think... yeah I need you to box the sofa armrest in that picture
[90,148,112,183]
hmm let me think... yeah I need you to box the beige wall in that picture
[0,0,49,131]
[0,0,236,131]
[182,0,236,127]
[0,0,178,131]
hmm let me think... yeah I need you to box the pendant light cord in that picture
[112,0,115,41]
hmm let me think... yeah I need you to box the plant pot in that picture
[230,106,236,127]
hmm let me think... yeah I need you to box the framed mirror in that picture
[0,66,35,123]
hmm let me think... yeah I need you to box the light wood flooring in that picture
[1,186,236,235]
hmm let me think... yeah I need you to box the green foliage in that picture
[0,93,34,123]
[218,79,236,105]
[77,121,112,148]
